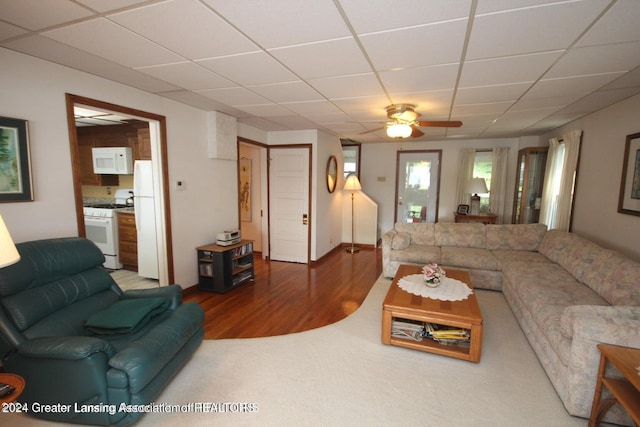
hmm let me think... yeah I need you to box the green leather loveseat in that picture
[0,237,204,426]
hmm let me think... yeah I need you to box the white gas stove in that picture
[83,189,133,269]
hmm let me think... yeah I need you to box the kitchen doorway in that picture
[65,94,174,285]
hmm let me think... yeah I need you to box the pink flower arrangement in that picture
[422,263,446,287]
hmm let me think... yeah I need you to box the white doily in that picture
[397,274,473,301]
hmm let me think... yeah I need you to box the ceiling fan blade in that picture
[417,120,463,128]
[359,126,385,135]
[411,126,424,138]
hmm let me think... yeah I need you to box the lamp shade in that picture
[467,177,488,194]
[0,214,20,268]
[386,123,412,139]
[344,174,362,191]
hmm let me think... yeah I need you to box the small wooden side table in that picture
[0,373,25,404]
[589,344,640,426]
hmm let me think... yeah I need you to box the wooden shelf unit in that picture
[196,240,254,293]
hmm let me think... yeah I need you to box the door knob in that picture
[302,214,308,225]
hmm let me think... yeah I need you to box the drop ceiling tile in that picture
[455,82,532,104]
[510,94,583,111]
[234,103,294,118]
[145,89,238,112]
[558,88,640,114]
[476,0,586,14]
[340,0,472,34]
[308,73,385,100]
[360,19,468,70]
[459,51,562,87]
[498,107,560,127]
[576,0,640,47]
[466,1,609,60]
[331,96,393,120]
[109,0,258,60]
[379,63,459,94]
[77,0,153,13]
[545,42,640,79]
[197,51,297,86]
[2,34,181,93]
[196,87,269,106]
[0,0,95,31]
[387,90,454,117]
[42,18,183,68]
[238,117,289,132]
[280,100,342,117]
[452,101,514,117]
[525,72,625,99]
[600,67,640,90]
[0,21,28,41]
[269,37,371,80]
[135,62,235,90]
[248,81,323,103]
[267,115,319,130]
[203,0,350,48]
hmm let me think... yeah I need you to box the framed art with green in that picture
[0,117,33,202]
[618,132,640,216]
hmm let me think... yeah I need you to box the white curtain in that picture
[455,148,476,207]
[489,147,509,223]
[555,130,582,231]
[539,130,582,230]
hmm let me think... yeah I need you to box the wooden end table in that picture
[0,373,25,404]
[589,344,640,426]
[381,265,483,363]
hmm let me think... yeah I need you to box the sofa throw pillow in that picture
[84,297,169,335]
[391,232,411,250]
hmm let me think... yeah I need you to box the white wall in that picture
[361,138,522,234]
[0,48,236,288]
[542,92,640,260]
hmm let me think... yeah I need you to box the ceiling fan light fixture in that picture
[386,123,412,138]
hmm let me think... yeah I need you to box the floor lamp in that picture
[344,175,362,254]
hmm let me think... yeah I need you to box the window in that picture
[341,142,360,179]
[473,150,492,213]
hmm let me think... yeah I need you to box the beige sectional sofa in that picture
[382,222,640,425]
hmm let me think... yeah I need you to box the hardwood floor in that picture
[183,247,382,339]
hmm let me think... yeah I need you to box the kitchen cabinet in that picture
[117,211,138,271]
[196,241,254,293]
[512,147,548,224]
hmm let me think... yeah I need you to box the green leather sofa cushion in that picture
[84,297,169,335]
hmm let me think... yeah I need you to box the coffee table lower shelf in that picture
[381,266,483,363]
[383,313,482,362]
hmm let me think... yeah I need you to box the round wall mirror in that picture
[326,156,338,193]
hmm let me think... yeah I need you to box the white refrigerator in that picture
[134,160,159,279]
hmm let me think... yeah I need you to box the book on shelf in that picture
[392,319,425,342]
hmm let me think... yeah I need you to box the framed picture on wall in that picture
[239,157,251,221]
[618,132,640,216]
[457,204,470,215]
[0,116,33,202]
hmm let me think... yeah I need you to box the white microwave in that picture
[92,147,133,175]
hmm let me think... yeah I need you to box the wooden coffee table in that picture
[381,265,483,362]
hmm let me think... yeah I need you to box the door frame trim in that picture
[267,144,312,264]
[394,149,443,224]
[65,93,174,284]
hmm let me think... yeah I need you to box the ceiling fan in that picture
[361,104,462,139]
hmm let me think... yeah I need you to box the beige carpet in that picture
[6,275,587,427]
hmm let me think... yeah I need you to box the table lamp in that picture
[467,178,488,215]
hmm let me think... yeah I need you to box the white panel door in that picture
[269,147,310,263]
